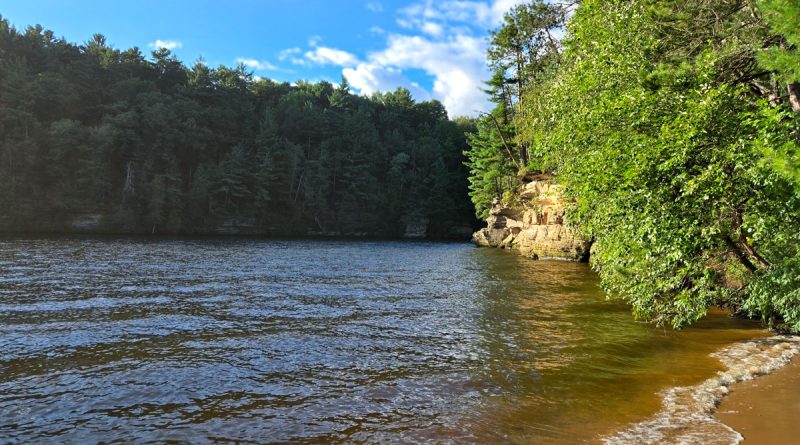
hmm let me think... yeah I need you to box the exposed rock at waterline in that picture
[472,176,591,261]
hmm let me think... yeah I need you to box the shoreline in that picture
[715,353,800,444]
[604,335,800,444]
[0,232,473,243]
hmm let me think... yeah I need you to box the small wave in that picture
[0,296,172,313]
[603,336,800,445]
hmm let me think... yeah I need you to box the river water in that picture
[0,238,775,443]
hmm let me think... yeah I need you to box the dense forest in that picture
[466,0,800,331]
[0,17,477,238]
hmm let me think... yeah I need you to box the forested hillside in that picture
[0,18,477,238]
[466,0,800,331]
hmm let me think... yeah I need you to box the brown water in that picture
[716,355,800,444]
[0,237,770,443]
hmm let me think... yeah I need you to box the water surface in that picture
[0,238,766,443]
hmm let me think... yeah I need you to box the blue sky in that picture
[1,0,526,117]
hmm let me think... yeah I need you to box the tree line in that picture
[466,0,800,331]
[0,18,477,238]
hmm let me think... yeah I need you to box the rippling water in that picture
[0,238,768,443]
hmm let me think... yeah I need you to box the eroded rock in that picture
[472,178,591,261]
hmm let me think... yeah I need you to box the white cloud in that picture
[304,47,360,67]
[366,1,384,12]
[273,0,526,117]
[343,64,431,101]
[236,58,279,71]
[366,34,490,116]
[149,39,182,50]
[490,0,529,23]
[397,0,526,32]
[352,0,529,116]
[308,35,323,47]
[277,47,301,61]
[421,22,444,36]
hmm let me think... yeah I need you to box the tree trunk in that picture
[293,170,305,203]
[724,236,758,274]
[519,142,529,167]
[123,161,135,195]
[738,236,770,270]
[788,82,800,113]
[726,208,770,273]
[516,50,525,105]
[484,113,521,170]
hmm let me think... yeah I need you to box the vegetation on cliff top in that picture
[466,0,800,332]
[0,18,476,237]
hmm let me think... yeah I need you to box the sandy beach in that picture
[716,355,800,444]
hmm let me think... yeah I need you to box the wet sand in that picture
[716,355,800,444]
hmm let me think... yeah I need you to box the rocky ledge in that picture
[472,175,591,261]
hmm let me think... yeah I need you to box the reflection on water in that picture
[0,238,766,443]
[464,251,767,444]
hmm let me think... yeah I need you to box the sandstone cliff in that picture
[472,176,591,261]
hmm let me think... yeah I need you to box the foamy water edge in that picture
[603,335,800,445]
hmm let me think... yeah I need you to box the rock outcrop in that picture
[472,175,591,261]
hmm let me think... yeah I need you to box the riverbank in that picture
[0,214,478,240]
[0,231,474,243]
[716,351,800,444]
[604,335,800,444]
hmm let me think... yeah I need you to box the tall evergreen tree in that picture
[0,16,477,238]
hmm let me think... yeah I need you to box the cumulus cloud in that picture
[341,0,528,116]
[421,22,444,36]
[362,34,489,116]
[269,0,525,116]
[304,47,360,67]
[149,39,182,50]
[343,64,431,100]
[398,0,526,30]
[236,58,279,71]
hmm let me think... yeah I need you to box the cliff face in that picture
[472,177,591,261]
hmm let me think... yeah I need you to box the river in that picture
[0,238,780,443]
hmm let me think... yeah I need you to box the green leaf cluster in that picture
[479,0,800,330]
[464,1,567,217]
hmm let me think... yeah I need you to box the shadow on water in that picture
[0,238,766,444]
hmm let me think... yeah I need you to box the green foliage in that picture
[464,117,516,219]
[755,0,800,182]
[464,1,567,218]
[757,0,800,82]
[0,17,476,238]
[485,0,800,331]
